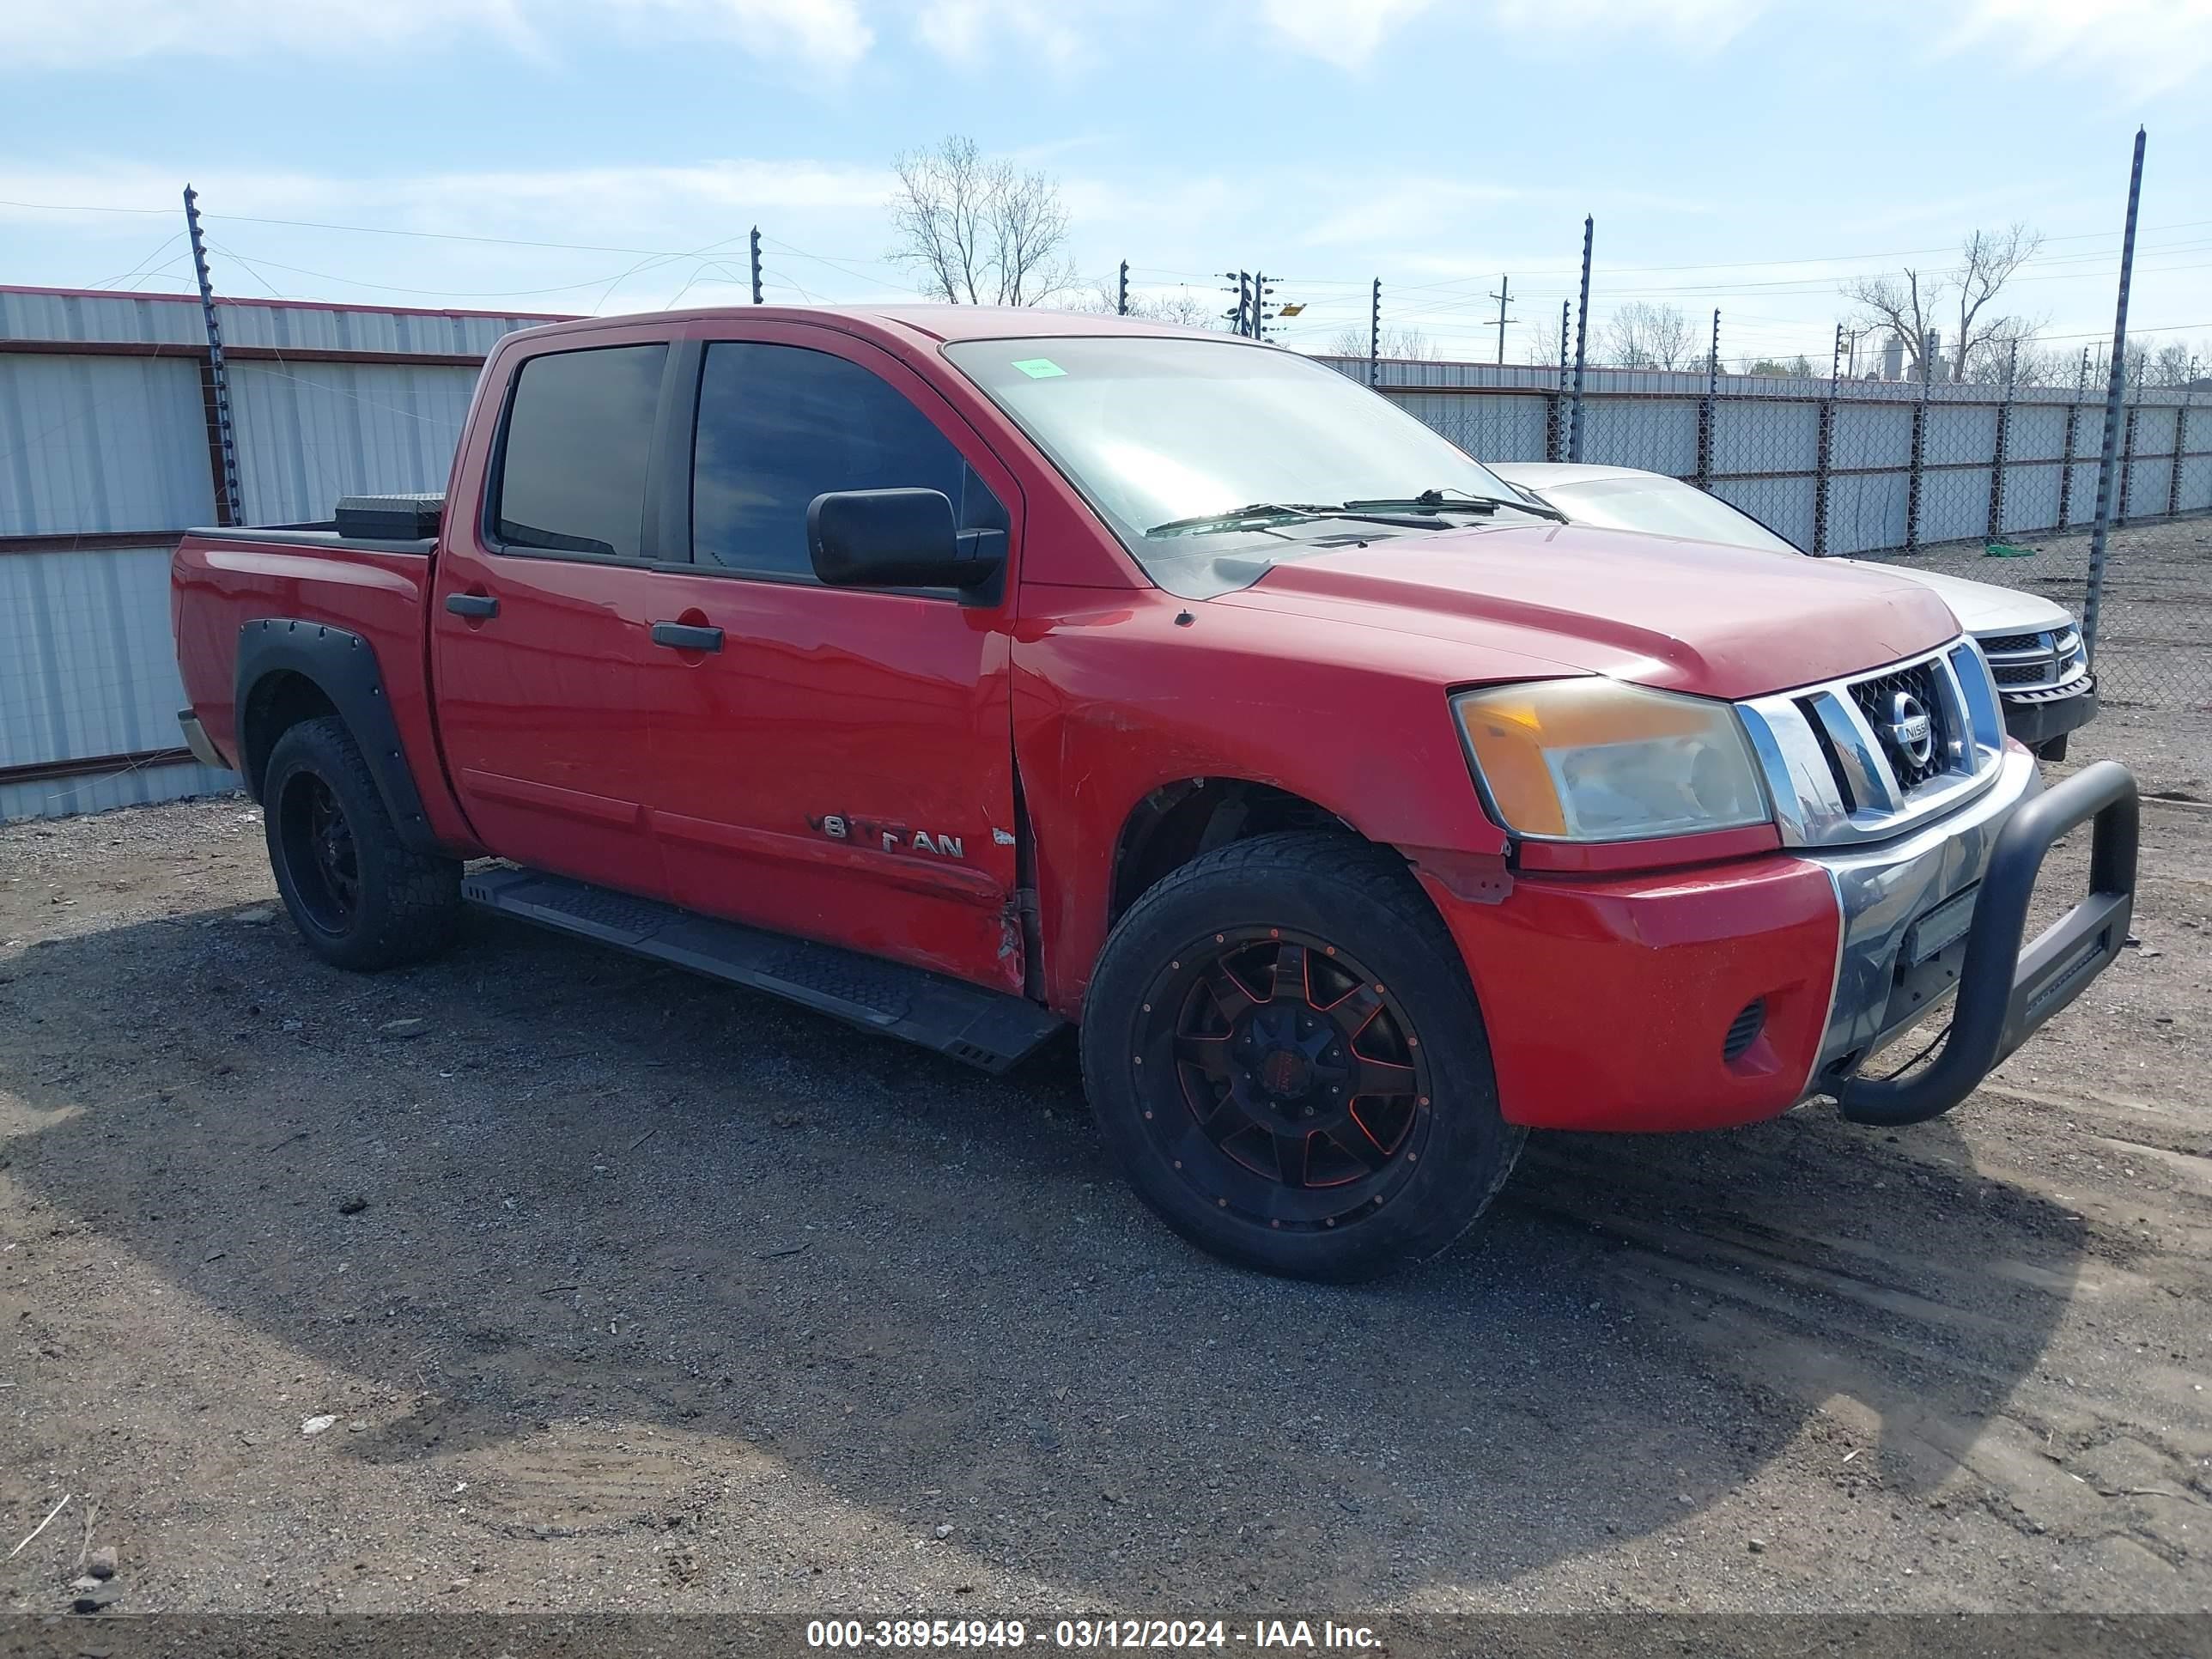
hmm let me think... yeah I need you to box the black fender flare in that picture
[233,618,439,853]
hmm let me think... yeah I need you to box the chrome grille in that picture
[1973,624,2088,696]
[1848,661,1950,791]
[1736,639,2008,849]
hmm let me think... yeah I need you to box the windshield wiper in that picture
[1143,502,1420,538]
[1339,487,1567,524]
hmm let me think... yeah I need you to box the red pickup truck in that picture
[172,306,2138,1280]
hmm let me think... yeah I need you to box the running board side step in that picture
[461,866,1065,1074]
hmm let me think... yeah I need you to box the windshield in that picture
[944,336,1517,589]
[1536,475,1803,555]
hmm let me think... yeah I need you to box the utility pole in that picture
[1369,277,1382,387]
[1487,275,1516,367]
[1116,260,1128,318]
[1709,307,1721,393]
[1253,270,1273,341]
[182,185,241,527]
[749,226,763,304]
[2085,125,2148,665]
[1568,215,1594,463]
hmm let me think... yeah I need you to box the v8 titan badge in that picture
[809,812,967,860]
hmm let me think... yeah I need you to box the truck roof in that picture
[505,303,1232,348]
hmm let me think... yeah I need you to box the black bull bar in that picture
[1837,760,2139,1127]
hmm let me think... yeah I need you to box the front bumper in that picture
[2001,680,2098,750]
[1419,746,2136,1134]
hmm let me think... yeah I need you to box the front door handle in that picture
[445,592,499,619]
[650,621,724,652]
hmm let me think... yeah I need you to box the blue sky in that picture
[4,0,2209,368]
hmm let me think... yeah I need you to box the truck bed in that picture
[171,525,479,852]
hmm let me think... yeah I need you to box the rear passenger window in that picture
[493,343,667,559]
[691,342,1004,579]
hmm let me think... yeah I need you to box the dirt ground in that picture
[3,785,2209,1622]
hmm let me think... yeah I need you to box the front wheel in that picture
[1081,832,1522,1281]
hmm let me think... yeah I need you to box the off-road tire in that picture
[1081,830,1523,1281]
[262,715,461,972]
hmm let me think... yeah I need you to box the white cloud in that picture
[12,0,871,71]
[1934,0,2212,95]
[1261,0,1435,64]
[1261,0,1771,64]
[915,0,1087,64]
[1480,0,1771,47]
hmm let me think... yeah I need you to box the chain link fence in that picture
[1327,358,2212,714]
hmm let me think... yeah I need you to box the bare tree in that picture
[1843,222,2043,383]
[888,135,1078,306]
[2145,342,2200,386]
[1522,319,1565,368]
[1062,277,1219,330]
[1601,301,1694,369]
[1323,323,1438,360]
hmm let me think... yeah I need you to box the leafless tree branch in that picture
[888,135,1077,307]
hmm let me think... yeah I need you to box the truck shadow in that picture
[2,902,2087,1603]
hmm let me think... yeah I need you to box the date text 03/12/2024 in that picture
[805,1620,1382,1650]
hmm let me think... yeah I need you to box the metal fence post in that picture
[1906,343,1930,554]
[1567,216,1592,463]
[2083,125,2146,667]
[2118,380,2140,524]
[2057,347,2087,526]
[1987,339,2017,541]
[182,185,242,528]
[2171,365,2197,519]
[1368,277,1380,389]
[1814,324,1840,555]
[1695,308,1718,491]
[1546,300,1568,462]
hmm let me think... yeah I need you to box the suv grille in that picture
[1849,661,1950,790]
[1975,626,2086,695]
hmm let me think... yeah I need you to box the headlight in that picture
[1451,678,1771,842]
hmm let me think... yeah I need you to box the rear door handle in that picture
[445,592,499,619]
[650,622,724,652]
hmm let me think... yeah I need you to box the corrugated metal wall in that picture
[1,286,555,823]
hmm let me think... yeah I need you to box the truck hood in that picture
[1217,522,1962,701]
[1832,560,2075,636]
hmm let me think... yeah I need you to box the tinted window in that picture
[494,343,667,558]
[692,343,1003,578]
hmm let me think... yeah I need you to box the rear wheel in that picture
[1082,832,1522,1281]
[264,716,461,971]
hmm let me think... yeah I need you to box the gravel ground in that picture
[2,750,2209,1623]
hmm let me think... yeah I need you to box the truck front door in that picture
[635,323,1026,994]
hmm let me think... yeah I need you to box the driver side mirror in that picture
[808,488,1004,593]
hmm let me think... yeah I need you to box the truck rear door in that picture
[429,325,681,894]
[629,321,1026,993]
